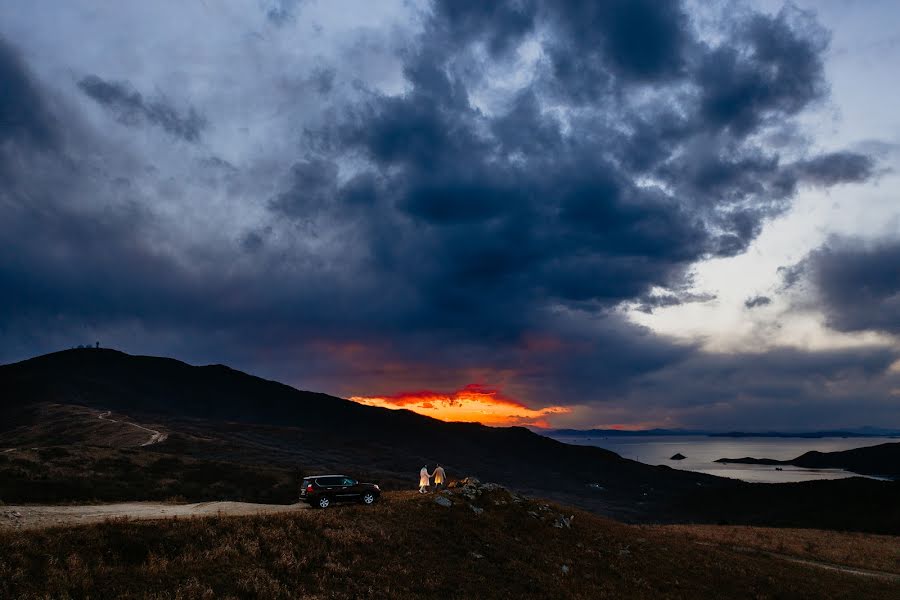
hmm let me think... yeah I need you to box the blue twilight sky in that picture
[1,0,898,429]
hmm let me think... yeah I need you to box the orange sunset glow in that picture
[349,383,571,427]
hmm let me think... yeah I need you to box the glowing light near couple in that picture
[350,383,570,427]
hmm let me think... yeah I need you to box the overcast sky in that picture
[2,0,898,430]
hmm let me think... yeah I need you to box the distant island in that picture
[548,427,900,438]
[715,442,900,479]
[708,429,900,439]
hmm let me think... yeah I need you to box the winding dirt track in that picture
[97,410,169,446]
[1,501,307,531]
[693,541,900,582]
[765,551,900,582]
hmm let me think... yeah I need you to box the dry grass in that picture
[650,523,900,575]
[0,489,897,599]
[0,446,298,504]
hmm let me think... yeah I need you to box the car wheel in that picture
[318,496,331,509]
[362,492,376,505]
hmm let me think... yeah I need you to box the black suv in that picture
[300,475,380,508]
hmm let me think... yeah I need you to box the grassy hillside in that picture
[1,484,896,599]
[653,524,900,576]
[0,445,298,504]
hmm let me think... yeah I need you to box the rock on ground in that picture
[434,496,452,508]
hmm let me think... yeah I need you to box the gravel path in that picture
[1,501,307,531]
[97,410,169,446]
[694,541,900,582]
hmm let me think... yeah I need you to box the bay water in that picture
[548,434,897,483]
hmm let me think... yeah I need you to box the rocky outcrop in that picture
[443,478,574,530]
[2,509,23,529]
[553,514,574,528]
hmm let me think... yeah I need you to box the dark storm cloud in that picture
[637,290,716,314]
[78,75,206,142]
[265,0,305,26]
[309,0,861,329]
[545,0,689,89]
[257,0,884,418]
[744,295,772,309]
[0,42,229,349]
[777,262,805,290]
[431,0,537,57]
[787,237,900,335]
[617,345,900,430]
[0,3,894,428]
[268,158,339,219]
[0,37,57,148]
[310,67,336,95]
[240,226,272,254]
[696,9,828,135]
[791,151,876,187]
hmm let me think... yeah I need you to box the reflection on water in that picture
[549,435,897,483]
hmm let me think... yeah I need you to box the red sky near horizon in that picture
[349,383,571,427]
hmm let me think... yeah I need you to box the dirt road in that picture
[1,501,307,531]
[97,410,169,446]
[692,541,900,582]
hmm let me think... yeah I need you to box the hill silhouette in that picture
[715,443,900,478]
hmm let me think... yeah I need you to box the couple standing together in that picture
[419,464,445,493]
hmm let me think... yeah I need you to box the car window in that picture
[342,478,355,486]
[317,477,340,486]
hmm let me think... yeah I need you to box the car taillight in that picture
[306,484,314,492]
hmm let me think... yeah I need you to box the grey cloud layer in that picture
[595,345,900,430]
[78,75,206,142]
[0,1,895,428]
[786,237,900,336]
[0,37,57,149]
[744,295,772,309]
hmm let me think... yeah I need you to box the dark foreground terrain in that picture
[2,349,899,534]
[1,482,897,600]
